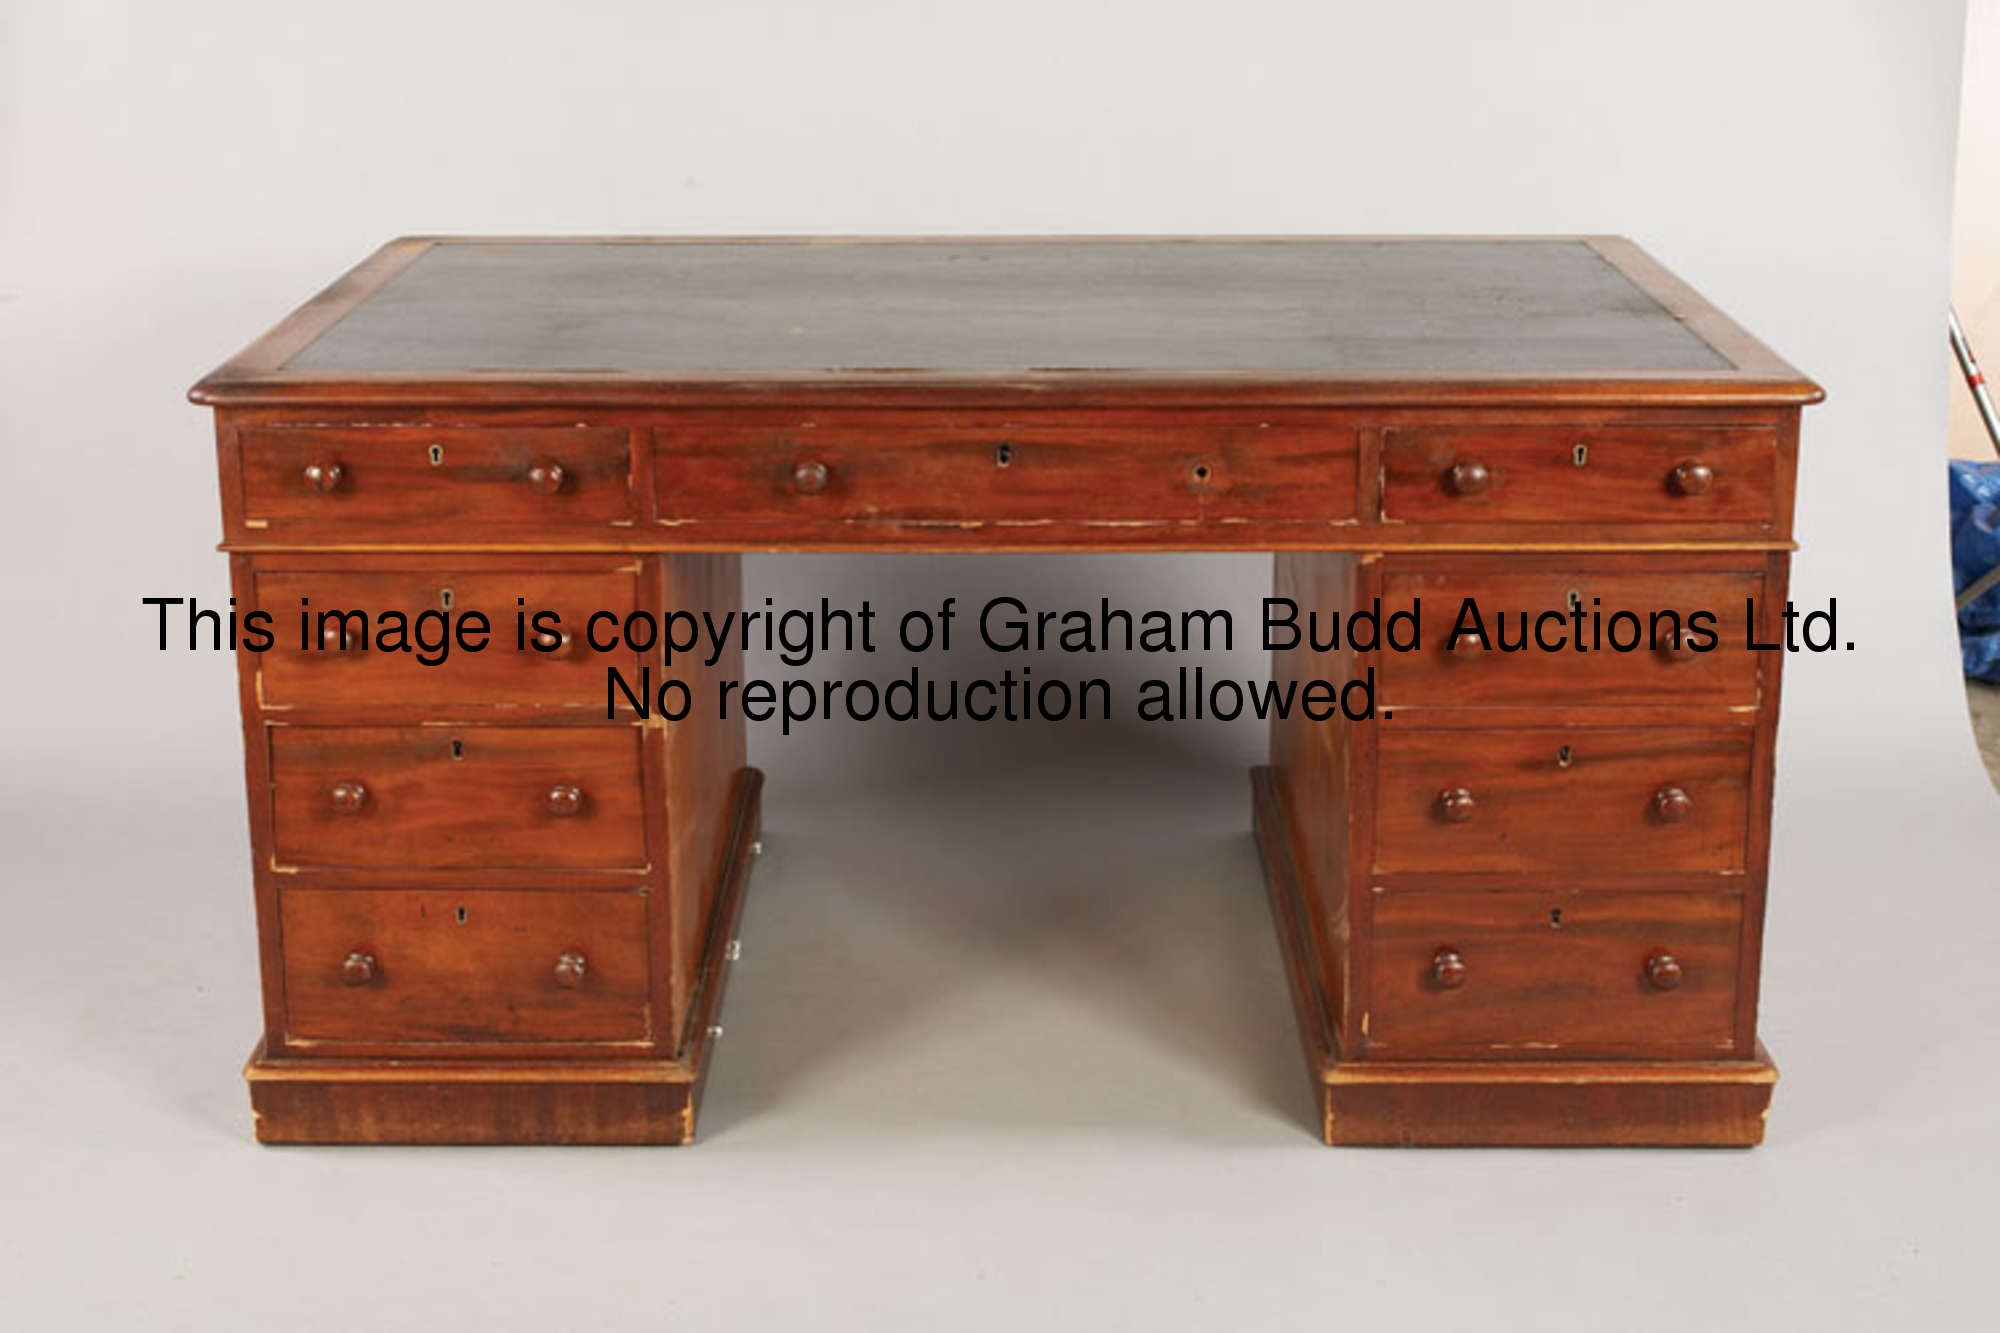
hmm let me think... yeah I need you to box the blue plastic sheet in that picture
[1951,459,2000,682]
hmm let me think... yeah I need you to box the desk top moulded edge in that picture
[187,235,1824,412]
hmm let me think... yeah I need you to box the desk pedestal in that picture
[244,770,761,1145]
[1253,766,1775,1146]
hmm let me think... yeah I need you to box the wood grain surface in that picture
[268,725,647,871]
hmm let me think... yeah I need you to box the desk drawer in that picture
[654,413,1357,530]
[1381,425,1779,529]
[254,566,643,710]
[237,426,634,539]
[269,726,647,870]
[1374,726,1752,875]
[1365,891,1743,1058]
[1378,565,1765,710]
[280,888,649,1044]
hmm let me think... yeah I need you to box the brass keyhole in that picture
[1549,908,1564,928]
[1191,462,1213,486]
[450,738,465,761]
[428,444,445,466]
[1564,588,1582,613]
[994,442,1013,468]
[455,905,468,925]
[1572,443,1589,467]
[440,588,454,610]
[1556,745,1573,768]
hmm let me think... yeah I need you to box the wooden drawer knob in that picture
[1645,951,1684,990]
[1655,631,1701,661]
[1447,633,1485,658]
[546,784,585,817]
[532,628,577,658]
[1435,787,1477,823]
[341,951,377,987]
[1443,459,1490,496]
[302,457,345,494]
[554,951,588,988]
[793,459,831,495]
[526,458,569,495]
[1653,786,1694,822]
[320,622,364,652]
[328,780,368,815]
[1431,947,1469,989]
[1668,461,1715,497]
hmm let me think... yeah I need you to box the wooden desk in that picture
[191,237,1818,1146]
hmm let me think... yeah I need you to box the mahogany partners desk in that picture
[189,237,1819,1147]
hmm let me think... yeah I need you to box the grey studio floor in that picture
[6,684,2000,1331]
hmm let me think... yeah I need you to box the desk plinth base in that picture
[245,769,763,1146]
[1251,766,1776,1147]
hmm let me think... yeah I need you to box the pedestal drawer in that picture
[1374,726,1753,875]
[1378,565,1765,710]
[280,889,649,1044]
[1365,890,1743,1058]
[254,566,642,710]
[269,725,647,870]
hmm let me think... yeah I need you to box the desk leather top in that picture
[191,237,1819,407]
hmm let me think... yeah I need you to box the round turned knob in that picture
[793,459,831,495]
[1444,459,1491,496]
[1645,951,1684,991]
[1431,947,1469,990]
[1668,461,1715,497]
[525,458,569,495]
[1448,633,1485,658]
[532,628,576,658]
[302,457,345,494]
[546,784,584,817]
[329,780,368,815]
[1653,786,1694,823]
[554,951,588,989]
[341,951,377,987]
[320,622,364,652]
[1656,630,1701,661]
[1436,787,1477,823]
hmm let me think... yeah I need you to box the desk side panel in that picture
[1269,552,1361,1049]
[659,554,750,1044]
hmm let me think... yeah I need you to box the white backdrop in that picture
[2,2,1992,1329]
